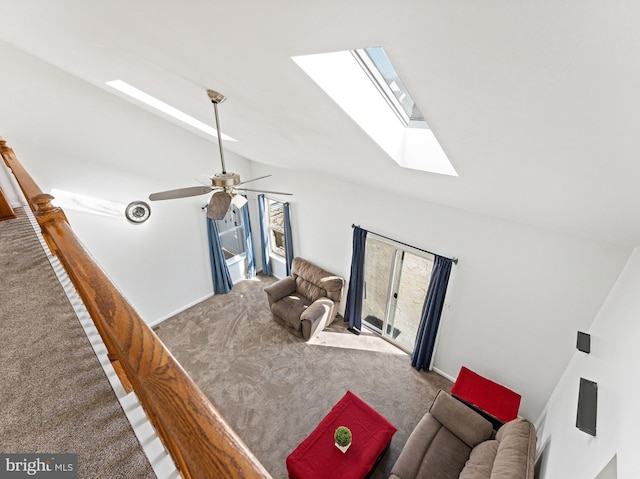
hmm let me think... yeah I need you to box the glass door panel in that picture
[362,237,434,352]
[362,240,394,335]
[388,251,433,351]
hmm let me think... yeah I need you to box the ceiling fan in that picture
[149,89,292,220]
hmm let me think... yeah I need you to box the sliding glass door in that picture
[362,237,434,352]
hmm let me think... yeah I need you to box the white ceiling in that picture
[2,0,640,245]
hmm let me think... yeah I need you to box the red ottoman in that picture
[451,366,521,426]
[286,391,396,479]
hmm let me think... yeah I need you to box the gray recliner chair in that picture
[264,257,344,340]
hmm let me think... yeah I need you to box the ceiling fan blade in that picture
[207,191,233,220]
[234,187,293,196]
[149,186,213,201]
[235,175,272,187]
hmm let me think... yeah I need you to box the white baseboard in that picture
[432,366,456,383]
[149,292,215,328]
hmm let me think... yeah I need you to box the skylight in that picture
[106,80,236,142]
[354,47,425,126]
[292,47,457,176]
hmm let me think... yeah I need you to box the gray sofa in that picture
[263,257,344,340]
[390,390,536,479]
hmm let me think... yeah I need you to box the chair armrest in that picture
[264,277,296,304]
[300,297,335,340]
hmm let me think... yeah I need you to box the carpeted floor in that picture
[0,209,155,478]
[156,275,453,479]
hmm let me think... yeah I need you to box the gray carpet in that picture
[0,209,155,478]
[156,275,452,479]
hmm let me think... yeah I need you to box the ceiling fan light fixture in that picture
[207,191,233,220]
[230,194,248,209]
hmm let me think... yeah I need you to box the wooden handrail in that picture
[0,137,272,479]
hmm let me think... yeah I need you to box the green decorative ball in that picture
[334,426,352,447]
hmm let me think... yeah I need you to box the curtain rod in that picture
[352,224,458,265]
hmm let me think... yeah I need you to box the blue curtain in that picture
[240,199,256,279]
[411,255,453,371]
[283,202,294,276]
[206,217,233,294]
[257,194,272,276]
[343,226,368,335]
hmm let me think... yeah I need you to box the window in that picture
[215,205,245,260]
[266,198,286,257]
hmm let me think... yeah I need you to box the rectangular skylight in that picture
[292,48,457,176]
[106,80,236,142]
[353,47,426,127]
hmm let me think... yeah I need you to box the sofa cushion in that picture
[459,440,499,479]
[429,390,494,448]
[271,293,312,330]
[492,418,537,479]
[295,276,326,302]
[291,257,344,302]
[390,413,472,479]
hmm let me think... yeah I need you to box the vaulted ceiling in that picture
[2,1,640,245]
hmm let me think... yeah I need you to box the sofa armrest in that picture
[300,297,334,339]
[264,277,296,305]
[494,418,537,479]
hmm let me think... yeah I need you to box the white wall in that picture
[536,248,640,479]
[0,164,22,207]
[0,39,253,323]
[248,162,631,421]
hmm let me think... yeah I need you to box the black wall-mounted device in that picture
[576,377,597,436]
[576,331,591,353]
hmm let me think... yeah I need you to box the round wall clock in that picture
[125,201,151,224]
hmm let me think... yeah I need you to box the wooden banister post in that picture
[0,185,16,221]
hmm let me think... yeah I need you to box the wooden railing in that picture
[0,137,272,479]
[0,184,16,221]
